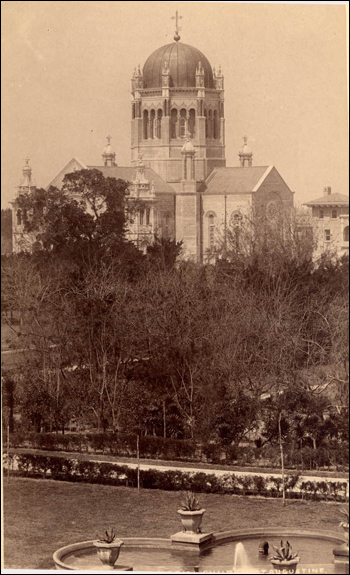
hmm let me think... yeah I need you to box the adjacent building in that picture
[304,187,349,259]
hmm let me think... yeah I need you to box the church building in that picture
[11,15,295,262]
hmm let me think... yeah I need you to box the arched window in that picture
[213,110,219,139]
[140,241,148,255]
[16,209,22,226]
[139,209,145,225]
[143,110,149,139]
[157,109,163,139]
[179,109,187,138]
[132,103,136,119]
[208,110,213,139]
[188,109,195,138]
[150,110,156,139]
[204,109,208,138]
[232,210,243,226]
[344,226,349,242]
[164,212,170,238]
[231,211,243,250]
[171,109,178,139]
[146,208,151,226]
[206,212,217,251]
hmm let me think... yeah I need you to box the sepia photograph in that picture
[1,1,349,573]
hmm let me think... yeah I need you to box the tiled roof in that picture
[199,166,271,195]
[304,193,349,207]
[87,166,176,195]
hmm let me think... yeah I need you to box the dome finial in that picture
[171,10,182,42]
[239,136,253,167]
[102,134,117,167]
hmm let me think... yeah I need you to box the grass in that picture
[3,477,347,570]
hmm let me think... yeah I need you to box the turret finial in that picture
[171,10,182,42]
[239,136,253,167]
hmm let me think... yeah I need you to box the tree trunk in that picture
[278,411,286,507]
[163,400,166,439]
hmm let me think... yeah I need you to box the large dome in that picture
[143,42,214,89]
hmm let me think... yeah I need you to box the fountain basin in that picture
[53,529,348,573]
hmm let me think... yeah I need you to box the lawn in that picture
[3,477,347,570]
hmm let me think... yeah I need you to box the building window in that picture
[143,110,149,139]
[232,211,243,226]
[207,212,216,250]
[319,209,324,219]
[188,109,195,138]
[150,110,156,139]
[157,109,162,139]
[204,109,208,138]
[324,229,331,242]
[16,209,22,226]
[139,209,145,225]
[164,212,170,238]
[146,208,150,225]
[171,109,178,139]
[208,110,213,138]
[179,109,187,138]
[331,209,338,219]
[213,110,219,139]
[132,103,136,120]
[344,226,349,242]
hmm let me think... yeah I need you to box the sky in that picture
[1,1,348,209]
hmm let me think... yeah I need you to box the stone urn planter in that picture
[270,540,299,574]
[270,557,300,573]
[93,529,124,569]
[177,509,206,534]
[178,492,205,534]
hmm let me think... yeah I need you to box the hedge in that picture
[6,431,349,471]
[3,453,348,502]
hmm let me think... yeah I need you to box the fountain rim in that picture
[53,528,346,570]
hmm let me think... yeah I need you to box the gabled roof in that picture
[46,158,87,189]
[304,193,349,207]
[87,166,176,195]
[199,166,272,195]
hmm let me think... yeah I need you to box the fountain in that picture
[53,528,349,572]
[232,542,259,574]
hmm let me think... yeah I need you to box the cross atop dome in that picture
[171,10,182,42]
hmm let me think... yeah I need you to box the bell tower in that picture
[11,157,37,253]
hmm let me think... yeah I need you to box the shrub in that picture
[252,474,266,495]
[4,452,348,502]
[269,476,283,498]
[236,475,254,495]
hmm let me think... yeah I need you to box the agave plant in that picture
[180,491,202,511]
[97,528,117,544]
[272,540,299,562]
[340,508,349,527]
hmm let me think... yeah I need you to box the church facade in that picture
[11,25,295,262]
